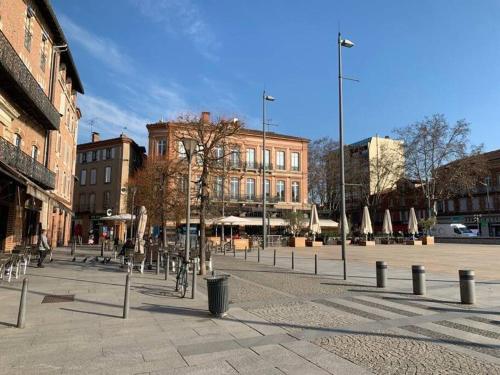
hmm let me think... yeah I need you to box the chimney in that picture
[91,132,100,143]
[201,111,210,123]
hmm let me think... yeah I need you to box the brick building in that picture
[0,0,83,251]
[72,133,146,244]
[147,112,309,231]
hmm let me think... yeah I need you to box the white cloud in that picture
[59,14,134,74]
[131,0,219,61]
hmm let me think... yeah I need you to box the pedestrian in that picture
[37,229,51,268]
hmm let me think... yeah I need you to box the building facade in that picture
[73,133,146,244]
[437,149,500,237]
[147,112,309,225]
[0,0,83,251]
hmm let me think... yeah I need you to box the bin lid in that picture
[204,274,230,281]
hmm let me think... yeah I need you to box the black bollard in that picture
[258,247,260,263]
[459,270,475,304]
[412,265,426,295]
[191,258,197,299]
[292,251,295,270]
[100,242,104,257]
[273,249,276,266]
[17,278,28,328]
[156,252,160,275]
[376,261,387,288]
[233,246,236,257]
[244,247,247,261]
[314,254,318,275]
[71,241,76,256]
[164,254,169,280]
[123,274,131,319]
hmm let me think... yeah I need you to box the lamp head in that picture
[264,95,275,101]
[181,138,198,160]
[340,39,355,48]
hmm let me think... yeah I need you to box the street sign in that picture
[106,209,112,217]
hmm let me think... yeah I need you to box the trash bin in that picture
[205,275,230,317]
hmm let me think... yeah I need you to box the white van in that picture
[431,224,477,238]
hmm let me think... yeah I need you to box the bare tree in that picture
[129,159,183,245]
[175,115,242,275]
[308,137,339,210]
[394,114,484,219]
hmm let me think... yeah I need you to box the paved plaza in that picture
[1,243,500,374]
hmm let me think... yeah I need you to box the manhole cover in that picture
[41,294,75,304]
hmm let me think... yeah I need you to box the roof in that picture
[77,135,146,152]
[38,0,84,94]
[146,121,309,142]
[349,136,402,148]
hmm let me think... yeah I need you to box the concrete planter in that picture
[306,240,323,247]
[422,236,434,245]
[289,237,306,247]
[406,240,422,246]
[359,240,376,246]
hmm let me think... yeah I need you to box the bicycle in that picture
[175,255,189,298]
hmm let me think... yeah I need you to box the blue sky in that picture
[52,0,500,151]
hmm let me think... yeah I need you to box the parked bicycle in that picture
[175,255,189,298]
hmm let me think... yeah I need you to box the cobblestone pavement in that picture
[313,332,500,375]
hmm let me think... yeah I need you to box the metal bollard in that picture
[244,247,247,260]
[412,265,426,295]
[273,249,276,266]
[164,254,169,280]
[100,242,104,257]
[314,254,318,275]
[459,270,475,304]
[71,241,76,256]
[191,258,197,299]
[17,278,28,328]
[224,245,226,255]
[123,274,131,319]
[233,246,236,257]
[156,252,160,275]
[258,248,260,263]
[292,252,295,270]
[376,261,387,288]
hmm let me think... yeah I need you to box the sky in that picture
[52,0,500,152]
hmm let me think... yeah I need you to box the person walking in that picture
[38,229,51,268]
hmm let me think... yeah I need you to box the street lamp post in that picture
[182,138,198,263]
[262,91,275,252]
[338,32,354,281]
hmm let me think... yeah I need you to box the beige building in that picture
[73,133,146,244]
[147,112,309,228]
[0,0,83,251]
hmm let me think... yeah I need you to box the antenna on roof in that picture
[121,126,127,136]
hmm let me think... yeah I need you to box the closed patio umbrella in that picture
[382,209,393,238]
[136,206,148,254]
[408,207,419,239]
[309,204,321,241]
[340,213,349,238]
[360,206,373,241]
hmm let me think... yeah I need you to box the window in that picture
[89,193,95,213]
[14,134,21,148]
[80,169,87,185]
[459,198,467,212]
[92,150,98,161]
[485,176,492,186]
[230,148,240,168]
[214,176,223,199]
[103,191,110,210]
[447,199,455,212]
[265,179,270,198]
[90,169,97,185]
[292,182,300,202]
[472,197,479,211]
[104,166,111,183]
[31,145,38,161]
[246,148,256,168]
[230,177,240,200]
[79,193,86,211]
[24,7,34,51]
[276,180,285,201]
[63,172,67,196]
[86,151,92,162]
[81,152,87,163]
[157,139,167,156]
[291,152,300,171]
[276,151,285,170]
[264,149,270,168]
[214,146,224,166]
[40,32,48,71]
[246,178,255,200]
[497,173,500,187]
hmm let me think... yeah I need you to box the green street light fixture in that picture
[181,138,198,264]
[262,91,275,252]
[338,32,354,280]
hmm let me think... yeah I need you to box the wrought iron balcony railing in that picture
[0,136,55,189]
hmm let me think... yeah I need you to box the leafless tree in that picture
[394,114,485,218]
[308,137,339,210]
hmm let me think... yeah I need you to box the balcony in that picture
[0,137,55,189]
[0,31,60,130]
[244,161,259,170]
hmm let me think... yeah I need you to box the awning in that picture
[100,213,136,221]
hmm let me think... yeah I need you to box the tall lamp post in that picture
[182,138,198,263]
[338,32,354,280]
[262,91,275,251]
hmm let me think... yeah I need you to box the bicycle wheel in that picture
[180,269,188,298]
